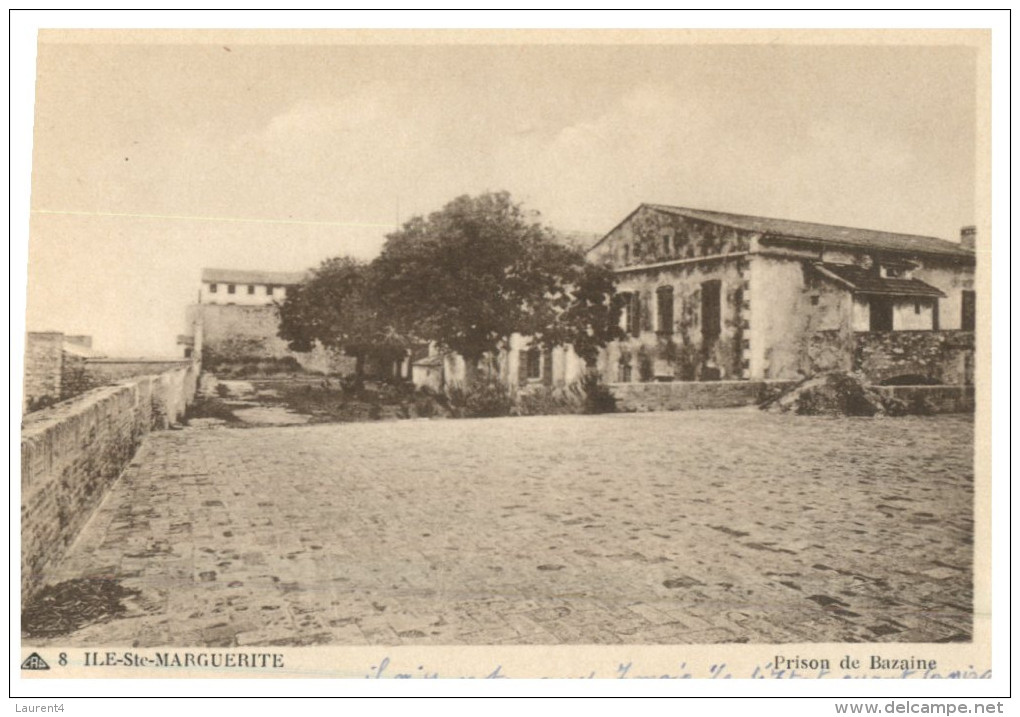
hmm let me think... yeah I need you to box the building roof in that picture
[602,204,973,259]
[412,354,445,368]
[813,263,947,298]
[201,268,308,286]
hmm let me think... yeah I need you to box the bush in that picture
[413,393,441,418]
[576,372,617,414]
[339,375,365,398]
[444,379,515,418]
[517,385,579,416]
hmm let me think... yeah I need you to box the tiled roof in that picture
[201,268,308,286]
[814,263,946,298]
[644,204,974,259]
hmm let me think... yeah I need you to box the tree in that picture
[538,260,626,369]
[371,191,622,374]
[277,257,405,379]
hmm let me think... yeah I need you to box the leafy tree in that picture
[536,260,625,369]
[277,257,405,379]
[371,191,622,374]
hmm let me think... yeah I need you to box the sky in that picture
[22,32,980,357]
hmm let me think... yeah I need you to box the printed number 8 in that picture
[59,653,67,666]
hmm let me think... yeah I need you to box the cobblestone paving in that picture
[30,410,974,646]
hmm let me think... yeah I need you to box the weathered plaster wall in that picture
[20,362,199,600]
[893,299,936,331]
[851,298,871,331]
[805,329,856,376]
[747,256,856,380]
[590,205,752,268]
[912,261,975,330]
[607,257,747,383]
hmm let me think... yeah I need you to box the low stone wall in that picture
[84,358,194,384]
[871,385,975,414]
[854,330,974,386]
[20,362,199,601]
[610,379,797,412]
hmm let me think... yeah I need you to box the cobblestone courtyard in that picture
[26,410,974,646]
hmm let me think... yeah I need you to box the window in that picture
[701,280,721,339]
[266,285,276,296]
[961,290,976,331]
[662,231,672,256]
[810,295,820,306]
[525,348,542,380]
[640,292,653,332]
[656,286,674,334]
[209,283,218,294]
[914,300,921,314]
[618,292,641,337]
[622,245,630,264]
[618,292,631,331]
[227,284,236,295]
[616,291,640,336]
[248,285,256,295]
[629,293,641,336]
[618,360,632,383]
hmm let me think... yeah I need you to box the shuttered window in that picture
[656,286,674,334]
[961,291,976,331]
[525,348,542,379]
[701,280,721,339]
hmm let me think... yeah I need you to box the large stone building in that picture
[423,204,976,393]
[587,204,976,387]
[181,268,347,374]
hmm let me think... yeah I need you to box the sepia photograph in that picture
[13,21,997,688]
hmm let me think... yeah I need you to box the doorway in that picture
[869,297,894,331]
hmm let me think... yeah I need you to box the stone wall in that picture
[85,358,194,384]
[872,385,975,414]
[23,332,64,410]
[854,330,974,385]
[20,362,199,600]
[609,379,797,412]
[805,330,974,386]
[190,303,350,375]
